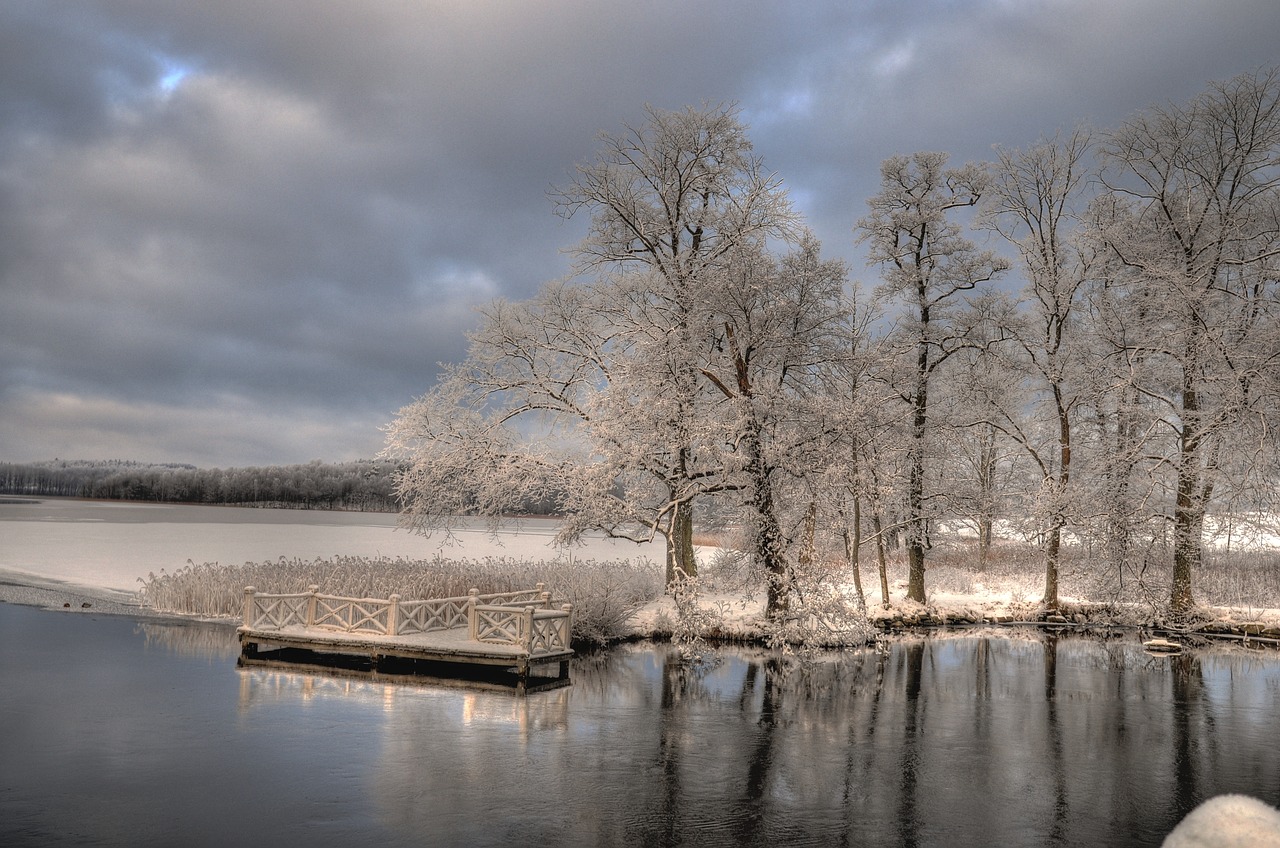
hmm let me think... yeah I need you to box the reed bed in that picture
[138,554,664,644]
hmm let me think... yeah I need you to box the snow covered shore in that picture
[0,567,178,619]
[623,583,1280,645]
[5,564,1280,648]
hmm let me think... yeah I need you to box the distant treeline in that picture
[0,458,399,511]
[0,458,566,514]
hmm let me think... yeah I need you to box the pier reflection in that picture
[236,666,571,731]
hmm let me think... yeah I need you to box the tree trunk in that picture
[905,332,929,604]
[871,511,891,609]
[665,500,697,586]
[1044,386,1071,611]
[741,418,789,617]
[1171,357,1201,614]
[976,423,997,568]
[906,542,927,604]
[1171,472,1200,614]
[844,494,866,610]
[1043,523,1061,612]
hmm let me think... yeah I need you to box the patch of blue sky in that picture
[155,56,193,95]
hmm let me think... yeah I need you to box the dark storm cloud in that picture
[2,0,1278,466]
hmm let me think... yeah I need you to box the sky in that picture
[2,0,1278,469]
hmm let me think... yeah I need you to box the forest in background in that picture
[0,458,570,515]
[0,458,401,511]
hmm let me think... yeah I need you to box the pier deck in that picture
[237,584,574,689]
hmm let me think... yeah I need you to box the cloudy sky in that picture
[2,0,1277,468]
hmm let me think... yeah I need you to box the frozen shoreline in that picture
[0,567,214,622]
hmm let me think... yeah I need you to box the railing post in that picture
[562,603,574,649]
[523,606,535,653]
[467,589,479,640]
[307,585,319,627]
[535,582,545,598]
[387,594,400,636]
[242,586,256,626]
[540,590,552,609]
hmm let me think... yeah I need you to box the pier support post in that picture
[522,606,535,653]
[387,594,400,636]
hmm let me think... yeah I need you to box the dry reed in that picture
[138,554,663,644]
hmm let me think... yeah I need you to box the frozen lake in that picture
[0,497,662,593]
[3,604,1279,847]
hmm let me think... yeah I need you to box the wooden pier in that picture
[238,584,574,690]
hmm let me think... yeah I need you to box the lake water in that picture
[0,497,664,592]
[4,498,1280,845]
[3,602,1280,847]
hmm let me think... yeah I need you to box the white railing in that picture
[470,603,575,657]
[241,584,573,656]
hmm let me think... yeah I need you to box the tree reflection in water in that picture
[15,600,1276,848]
[229,631,1280,846]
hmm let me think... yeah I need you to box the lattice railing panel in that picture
[250,594,309,629]
[529,614,571,656]
[312,596,390,635]
[396,597,470,635]
[474,606,526,645]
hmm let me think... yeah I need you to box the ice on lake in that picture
[0,498,662,592]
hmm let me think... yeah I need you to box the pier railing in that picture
[241,584,573,656]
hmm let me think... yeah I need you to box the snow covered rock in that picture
[1162,795,1280,848]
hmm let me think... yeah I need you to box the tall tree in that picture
[385,104,803,589]
[1094,68,1280,614]
[981,130,1097,610]
[697,236,850,615]
[552,103,800,582]
[856,152,1008,603]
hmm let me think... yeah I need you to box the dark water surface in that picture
[3,603,1279,847]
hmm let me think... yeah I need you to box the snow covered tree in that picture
[550,102,801,584]
[385,104,805,592]
[980,129,1098,609]
[856,152,1009,604]
[1093,68,1280,614]
[696,235,851,615]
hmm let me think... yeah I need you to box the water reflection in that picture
[4,600,1280,848]
[137,618,240,659]
[236,666,572,731]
